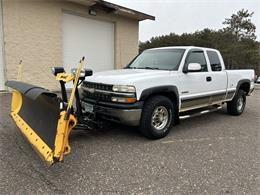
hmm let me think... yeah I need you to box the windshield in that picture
[127,49,185,70]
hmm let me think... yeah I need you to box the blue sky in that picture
[108,0,260,42]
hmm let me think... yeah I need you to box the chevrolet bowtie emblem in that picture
[87,88,95,93]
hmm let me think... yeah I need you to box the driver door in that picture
[179,49,212,112]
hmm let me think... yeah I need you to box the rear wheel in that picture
[227,89,246,116]
[139,95,174,139]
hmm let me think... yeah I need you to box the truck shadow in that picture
[69,107,229,144]
[69,122,145,143]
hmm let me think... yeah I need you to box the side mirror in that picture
[186,63,202,73]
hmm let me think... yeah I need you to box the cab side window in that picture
[186,51,208,72]
[207,50,222,71]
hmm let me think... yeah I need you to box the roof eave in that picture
[66,0,155,21]
[95,0,155,21]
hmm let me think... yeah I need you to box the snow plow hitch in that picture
[5,57,93,165]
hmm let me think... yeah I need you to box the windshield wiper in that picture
[125,66,137,69]
[126,66,160,70]
[137,67,159,70]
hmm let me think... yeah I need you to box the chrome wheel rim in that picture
[151,106,169,131]
[237,96,244,111]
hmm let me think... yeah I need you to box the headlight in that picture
[112,85,136,93]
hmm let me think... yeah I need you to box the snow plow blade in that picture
[5,80,77,165]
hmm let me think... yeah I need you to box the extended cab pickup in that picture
[80,46,255,139]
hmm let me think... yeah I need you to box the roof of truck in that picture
[147,46,218,51]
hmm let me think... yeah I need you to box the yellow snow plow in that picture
[6,57,94,165]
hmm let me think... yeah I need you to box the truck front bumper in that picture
[82,99,143,126]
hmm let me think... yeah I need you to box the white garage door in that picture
[0,2,5,90]
[62,13,114,76]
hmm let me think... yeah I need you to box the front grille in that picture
[84,91,112,102]
[81,81,113,102]
[82,81,113,91]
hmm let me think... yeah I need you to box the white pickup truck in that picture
[80,46,255,139]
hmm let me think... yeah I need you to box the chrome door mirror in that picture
[187,63,202,72]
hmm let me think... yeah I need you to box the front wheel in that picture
[227,89,246,116]
[139,95,174,139]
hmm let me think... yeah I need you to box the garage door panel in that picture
[62,13,114,74]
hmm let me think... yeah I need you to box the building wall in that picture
[0,0,5,90]
[2,0,139,90]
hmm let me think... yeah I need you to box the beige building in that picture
[0,0,154,90]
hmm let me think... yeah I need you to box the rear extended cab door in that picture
[204,49,229,104]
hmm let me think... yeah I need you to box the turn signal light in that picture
[111,97,137,103]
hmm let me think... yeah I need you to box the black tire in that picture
[227,89,246,116]
[139,95,175,139]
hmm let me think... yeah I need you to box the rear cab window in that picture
[207,50,222,71]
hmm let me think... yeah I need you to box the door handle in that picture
[206,76,212,82]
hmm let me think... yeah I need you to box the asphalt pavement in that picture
[0,86,259,194]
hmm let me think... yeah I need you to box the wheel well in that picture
[143,92,180,124]
[139,86,179,111]
[239,82,250,95]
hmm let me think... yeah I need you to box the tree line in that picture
[139,9,260,75]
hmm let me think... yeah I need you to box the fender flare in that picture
[139,85,179,107]
[236,79,250,95]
